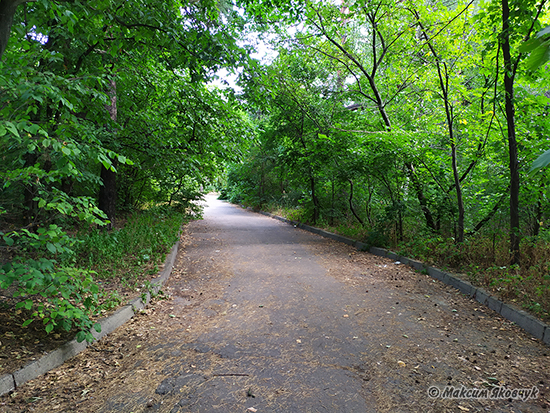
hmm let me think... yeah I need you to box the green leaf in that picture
[519,37,541,53]
[537,26,550,38]
[0,124,6,137]
[3,235,14,246]
[45,323,54,334]
[75,331,86,342]
[5,122,19,138]
[46,242,57,254]
[523,40,550,71]
[22,319,34,327]
[62,146,71,156]
[530,147,550,173]
[23,123,40,134]
[93,322,102,333]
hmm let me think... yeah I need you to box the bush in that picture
[1,225,102,342]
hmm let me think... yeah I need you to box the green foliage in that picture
[76,206,187,282]
[1,0,549,338]
[222,0,550,320]
[519,26,550,71]
[0,224,102,342]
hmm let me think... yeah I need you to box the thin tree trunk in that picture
[99,77,117,229]
[348,179,364,226]
[99,166,116,229]
[330,179,335,226]
[415,13,465,242]
[315,4,436,231]
[406,162,436,231]
[534,182,544,237]
[501,0,521,265]
[466,187,509,237]
[22,152,38,226]
[365,182,374,226]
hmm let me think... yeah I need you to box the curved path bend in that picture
[5,194,549,412]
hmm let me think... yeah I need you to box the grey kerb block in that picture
[369,247,387,257]
[500,303,546,340]
[14,339,87,387]
[447,276,476,297]
[427,267,449,283]
[0,374,15,395]
[543,328,550,346]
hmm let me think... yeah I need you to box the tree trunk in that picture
[0,0,34,60]
[99,77,117,229]
[22,152,38,226]
[534,182,544,237]
[501,0,521,265]
[415,12,465,243]
[365,181,374,226]
[406,162,436,231]
[466,187,509,237]
[310,175,319,225]
[330,179,335,226]
[348,179,364,226]
[99,166,116,229]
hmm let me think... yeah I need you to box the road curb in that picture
[257,210,550,347]
[0,241,180,397]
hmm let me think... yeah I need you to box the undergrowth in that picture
[77,205,188,284]
[0,204,195,343]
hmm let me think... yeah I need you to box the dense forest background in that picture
[1,0,550,338]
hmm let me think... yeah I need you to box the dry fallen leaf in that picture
[397,361,406,367]
[247,408,258,412]
[457,406,470,411]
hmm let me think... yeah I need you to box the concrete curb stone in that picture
[543,328,550,346]
[0,240,181,396]
[369,247,388,257]
[0,374,14,395]
[407,259,425,272]
[499,303,546,340]
[475,288,503,314]
[427,267,450,284]
[256,210,550,347]
[447,274,477,297]
[13,340,87,387]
